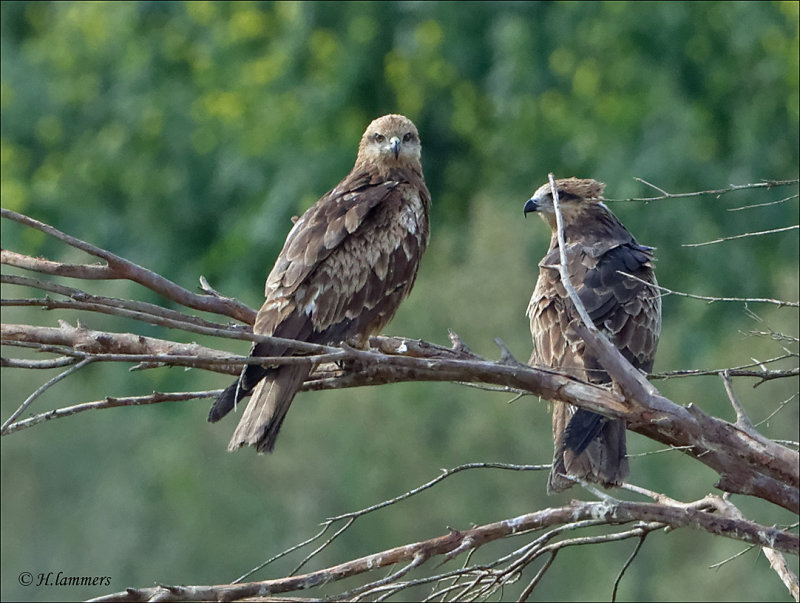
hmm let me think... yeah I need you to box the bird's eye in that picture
[403,132,414,143]
[373,133,385,143]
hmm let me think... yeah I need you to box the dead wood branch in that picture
[87,496,797,603]
[2,235,798,511]
[2,208,256,324]
[2,195,798,602]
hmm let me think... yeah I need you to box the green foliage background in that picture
[1,2,798,601]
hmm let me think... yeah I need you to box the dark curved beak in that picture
[523,197,538,217]
[390,137,400,159]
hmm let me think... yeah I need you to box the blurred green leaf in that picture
[2,2,797,601]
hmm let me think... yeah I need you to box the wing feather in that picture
[531,242,660,383]
[263,182,428,344]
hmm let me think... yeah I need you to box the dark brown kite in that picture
[209,114,431,453]
[524,178,661,493]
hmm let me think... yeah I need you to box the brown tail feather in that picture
[227,363,312,453]
[548,402,628,494]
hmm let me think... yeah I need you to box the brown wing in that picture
[261,168,402,322]
[253,169,429,345]
[577,242,660,380]
[212,170,429,452]
[528,241,660,492]
[528,241,660,380]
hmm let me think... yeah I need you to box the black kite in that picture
[524,178,661,493]
[209,114,431,453]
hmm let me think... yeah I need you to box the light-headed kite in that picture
[210,114,430,453]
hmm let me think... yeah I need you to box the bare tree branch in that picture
[727,192,799,212]
[683,224,798,247]
[2,194,798,603]
[1,273,241,330]
[3,317,798,512]
[1,208,256,323]
[1,357,95,431]
[606,178,800,203]
[86,496,798,602]
[3,390,219,435]
[617,270,799,308]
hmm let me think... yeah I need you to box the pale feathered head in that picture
[357,114,421,167]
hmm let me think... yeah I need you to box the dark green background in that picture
[2,2,798,601]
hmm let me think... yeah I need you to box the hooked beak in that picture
[389,136,400,159]
[523,197,538,217]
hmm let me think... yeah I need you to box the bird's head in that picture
[357,114,421,167]
[524,178,607,230]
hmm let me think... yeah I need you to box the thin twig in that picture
[607,178,800,203]
[1,209,255,323]
[708,544,756,569]
[616,270,799,307]
[612,532,647,602]
[233,523,332,584]
[1,358,94,431]
[650,353,798,382]
[727,193,799,211]
[516,551,556,603]
[754,393,798,428]
[625,445,695,458]
[2,390,217,435]
[683,225,798,247]
[289,517,356,577]
[326,463,549,522]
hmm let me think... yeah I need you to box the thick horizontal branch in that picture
[88,498,798,602]
[1,322,234,367]
[3,319,798,512]
[1,319,335,357]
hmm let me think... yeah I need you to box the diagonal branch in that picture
[2,209,256,323]
[1,357,95,431]
[545,174,799,513]
[2,273,241,330]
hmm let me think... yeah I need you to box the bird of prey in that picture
[209,114,431,453]
[524,178,661,493]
